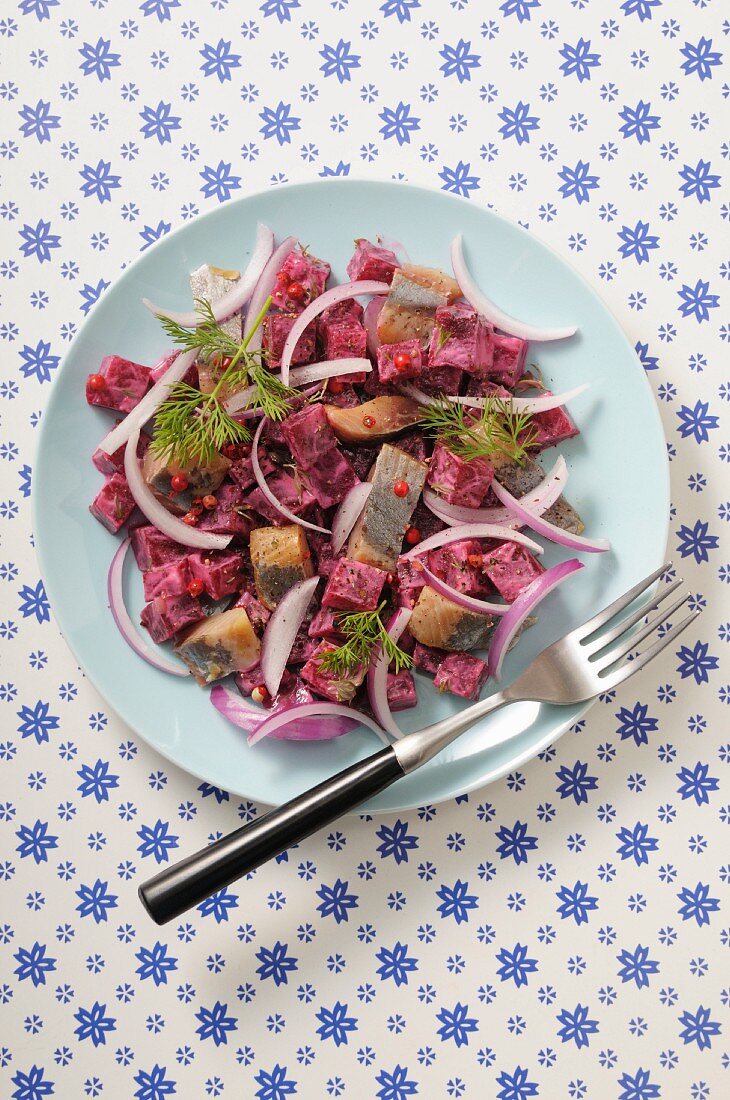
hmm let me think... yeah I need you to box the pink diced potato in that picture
[412,641,446,674]
[189,550,244,600]
[482,541,544,602]
[387,669,418,711]
[318,298,364,345]
[85,355,152,413]
[142,558,194,601]
[271,249,330,311]
[345,239,398,284]
[140,593,206,643]
[92,429,150,476]
[232,589,271,634]
[131,525,188,571]
[281,404,339,470]
[300,448,360,509]
[322,558,387,612]
[323,319,368,380]
[263,311,316,369]
[197,482,256,540]
[308,606,342,640]
[89,472,135,534]
[300,640,364,703]
[427,539,485,596]
[434,652,489,700]
[377,338,423,383]
[524,397,579,450]
[427,441,494,508]
[429,302,493,377]
[489,334,527,387]
[243,470,317,526]
[395,558,426,609]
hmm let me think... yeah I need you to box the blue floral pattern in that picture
[0,0,727,1096]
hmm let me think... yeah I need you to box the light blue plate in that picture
[34,180,669,812]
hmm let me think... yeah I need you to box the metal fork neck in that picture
[393,687,514,774]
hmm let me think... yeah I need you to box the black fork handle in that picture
[138,745,405,925]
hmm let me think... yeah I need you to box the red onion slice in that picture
[98,349,198,457]
[331,483,373,554]
[422,456,568,529]
[247,700,388,747]
[400,521,543,561]
[366,607,412,740]
[210,683,360,743]
[244,235,297,353]
[447,384,589,414]
[364,295,386,358]
[488,559,584,680]
[252,418,329,534]
[451,233,577,342]
[490,474,610,553]
[142,223,274,328]
[107,538,188,677]
[224,358,371,415]
[124,426,231,549]
[412,561,509,617]
[280,280,390,386]
[260,576,320,698]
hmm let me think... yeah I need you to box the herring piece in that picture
[175,607,260,685]
[189,263,242,347]
[409,585,494,652]
[325,395,423,445]
[142,447,231,514]
[490,451,585,536]
[249,524,314,610]
[377,264,461,346]
[347,444,427,571]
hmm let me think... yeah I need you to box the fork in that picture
[139,562,697,924]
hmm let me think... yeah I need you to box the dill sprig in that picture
[420,395,537,464]
[152,295,296,466]
[317,601,413,679]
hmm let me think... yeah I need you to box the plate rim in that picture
[33,176,670,813]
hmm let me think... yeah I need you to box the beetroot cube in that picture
[150,350,179,383]
[229,449,275,491]
[429,302,493,377]
[363,372,400,398]
[434,652,489,700]
[346,238,399,284]
[377,338,423,383]
[323,318,367,375]
[394,431,429,464]
[301,448,360,509]
[308,606,342,640]
[387,669,418,711]
[427,441,494,508]
[489,334,527,387]
[189,550,244,600]
[142,558,194,602]
[131,525,187,571]
[289,625,318,665]
[232,589,271,634]
[427,539,484,595]
[243,470,317,525]
[300,641,364,703]
[263,311,316,369]
[322,558,387,611]
[419,365,463,396]
[412,642,446,674]
[524,398,579,450]
[89,472,135,534]
[307,531,344,578]
[318,298,364,346]
[197,482,255,540]
[271,248,330,311]
[342,446,375,481]
[482,542,544,602]
[281,404,338,470]
[322,385,362,410]
[140,593,206,643]
[234,663,262,696]
[407,501,445,543]
[86,355,152,413]
[92,430,150,476]
[395,558,425,609]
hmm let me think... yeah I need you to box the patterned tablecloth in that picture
[1,1,727,1097]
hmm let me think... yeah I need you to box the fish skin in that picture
[348,444,428,571]
[409,585,494,652]
[490,452,585,536]
[249,525,314,610]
